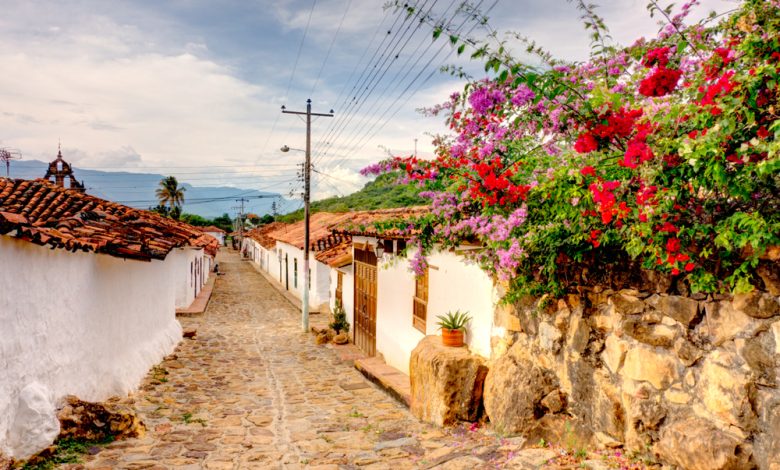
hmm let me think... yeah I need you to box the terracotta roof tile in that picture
[328,206,429,238]
[266,213,353,251]
[0,178,219,261]
[244,222,288,249]
[314,241,353,267]
[200,225,226,233]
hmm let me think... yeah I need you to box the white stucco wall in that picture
[205,231,225,245]
[355,236,496,374]
[0,235,182,459]
[171,247,209,309]
[274,242,330,310]
[328,264,354,327]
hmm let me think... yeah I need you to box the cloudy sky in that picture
[0,0,736,200]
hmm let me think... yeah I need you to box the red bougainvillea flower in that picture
[639,67,683,97]
[574,133,599,153]
[643,46,671,68]
[580,166,596,177]
[666,237,681,253]
[620,140,655,168]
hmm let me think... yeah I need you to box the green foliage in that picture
[329,299,350,334]
[21,436,114,469]
[277,173,426,222]
[435,310,472,330]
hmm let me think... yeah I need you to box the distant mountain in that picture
[7,160,294,219]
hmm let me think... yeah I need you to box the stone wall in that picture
[488,282,780,469]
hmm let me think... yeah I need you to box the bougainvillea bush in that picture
[364,0,779,298]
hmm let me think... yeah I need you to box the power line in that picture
[310,0,424,161]
[310,0,352,96]
[317,0,462,167]
[311,0,440,167]
[323,0,499,172]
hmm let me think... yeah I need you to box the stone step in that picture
[354,357,411,407]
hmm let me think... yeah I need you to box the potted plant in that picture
[436,310,472,347]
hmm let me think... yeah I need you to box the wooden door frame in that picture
[353,245,378,357]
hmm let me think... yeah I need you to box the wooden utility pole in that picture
[281,99,333,332]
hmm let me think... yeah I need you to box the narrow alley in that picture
[75,251,527,470]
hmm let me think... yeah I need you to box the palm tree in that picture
[155,176,185,218]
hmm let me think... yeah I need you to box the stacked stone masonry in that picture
[488,283,780,469]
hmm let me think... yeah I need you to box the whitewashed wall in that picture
[355,236,496,374]
[0,235,182,459]
[205,231,225,245]
[171,247,209,309]
[274,242,330,310]
[328,265,354,326]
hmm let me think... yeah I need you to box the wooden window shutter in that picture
[412,267,428,333]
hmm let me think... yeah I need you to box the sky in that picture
[0,0,738,202]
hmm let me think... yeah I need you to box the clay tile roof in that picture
[200,225,226,233]
[265,213,354,251]
[314,241,353,267]
[328,206,430,238]
[0,178,219,261]
[244,222,288,249]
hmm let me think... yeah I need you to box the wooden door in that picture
[354,246,377,356]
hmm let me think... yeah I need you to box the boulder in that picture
[57,395,145,442]
[483,351,558,435]
[409,336,488,426]
[6,383,60,460]
[621,317,675,348]
[620,344,680,390]
[656,295,699,326]
[655,417,755,470]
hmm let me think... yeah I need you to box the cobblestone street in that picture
[75,251,535,470]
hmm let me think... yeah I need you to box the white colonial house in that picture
[242,215,350,312]
[330,207,498,375]
[0,178,218,460]
[200,225,226,246]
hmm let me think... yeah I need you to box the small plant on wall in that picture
[436,310,472,347]
[330,300,350,334]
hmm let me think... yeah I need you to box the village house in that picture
[329,208,497,375]
[242,215,349,312]
[200,225,226,246]
[0,178,218,460]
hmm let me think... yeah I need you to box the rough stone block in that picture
[733,290,780,319]
[620,344,680,390]
[657,295,699,326]
[602,335,628,374]
[697,351,757,431]
[483,349,558,435]
[654,417,755,470]
[409,336,488,426]
[699,301,761,346]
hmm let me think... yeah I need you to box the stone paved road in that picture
[73,251,540,470]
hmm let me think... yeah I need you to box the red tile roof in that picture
[200,225,226,234]
[0,178,219,261]
[266,212,353,251]
[244,222,288,249]
[314,241,353,267]
[328,206,429,238]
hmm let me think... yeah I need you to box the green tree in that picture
[155,176,186,219]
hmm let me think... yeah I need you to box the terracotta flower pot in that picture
[441,328,464,347]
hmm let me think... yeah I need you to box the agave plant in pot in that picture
[436,310,472,347]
